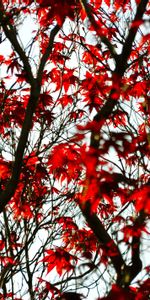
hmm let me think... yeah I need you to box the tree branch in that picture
[37,24,60,84]
[80,201,125,276]
[0,2,34,85]
[0,81,40,212]
[78,0,149,285]
[79,0,116,59]
[115,0,149,76]
[0,16,61,212]
[128,212,145,284]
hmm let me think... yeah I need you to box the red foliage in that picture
[0,0,149,299]
[41,248,77,276]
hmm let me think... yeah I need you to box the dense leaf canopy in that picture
[0,0,150,299]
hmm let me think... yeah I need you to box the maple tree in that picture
[0,0,150,299]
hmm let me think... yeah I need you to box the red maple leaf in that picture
[42,248,77,276]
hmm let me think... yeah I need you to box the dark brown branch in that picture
[81,0,149,137]
[0,3,34,85]
[115,0,149,76]
[78,0,149,285]
[79,0,116,59]
[37,24,60,84]
[0,81,40,212]
[80,201,125,276]
[80,0,149,73]
[0,19,61,212]
[127,212,145,284]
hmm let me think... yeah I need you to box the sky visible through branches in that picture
[0,0,150,299]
